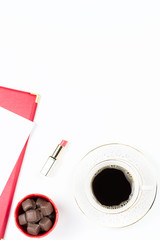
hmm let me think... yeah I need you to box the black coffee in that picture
[92,167,132,207]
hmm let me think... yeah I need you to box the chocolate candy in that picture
[22,199,36,212]
[39,217,53,232]
[17,196,56,236]
[18,213,27,225]
[36,198,46,207]
[26,209,42,223]
[27,223,41,236]
[41,201,54,216]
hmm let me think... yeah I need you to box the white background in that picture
[0,0,160,239]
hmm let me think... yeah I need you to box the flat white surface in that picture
[0,107,34,195]
[0,0,160,239]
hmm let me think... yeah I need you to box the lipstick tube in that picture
[41,140,68,176]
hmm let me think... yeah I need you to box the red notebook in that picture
[0,86,39,239]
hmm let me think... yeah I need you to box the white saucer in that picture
[74,143,157,228]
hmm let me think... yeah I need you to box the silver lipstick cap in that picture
[40,156,56,176]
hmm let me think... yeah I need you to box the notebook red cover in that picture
[0,86,39,239]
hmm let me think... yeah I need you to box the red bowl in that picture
[15,193,58,238]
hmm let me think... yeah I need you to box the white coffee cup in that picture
[74,143,157,228]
